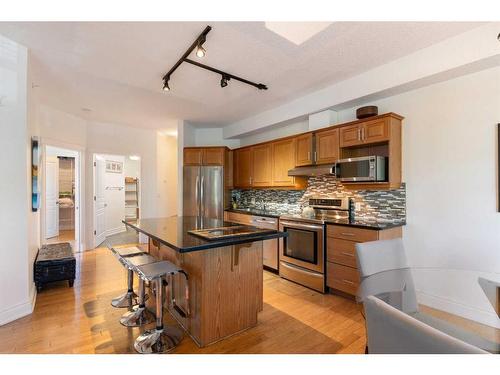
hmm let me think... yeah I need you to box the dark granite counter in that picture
[123,216,286,253]
[225,208,282,218]
[324,218,406,230]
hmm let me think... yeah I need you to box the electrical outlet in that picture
[355,202,361,211]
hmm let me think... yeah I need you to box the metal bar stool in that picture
[133,261,189,354]
[119,253,158,327]
[109,246,145,308]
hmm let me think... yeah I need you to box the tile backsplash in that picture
[231,175,406,223]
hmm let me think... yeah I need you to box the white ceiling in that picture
[0,21,484,131]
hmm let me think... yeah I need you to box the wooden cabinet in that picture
[326,224,402,296]
[234,148,252,188]
[295,133,314,166]
[272,138,296,186]
[251,144,272,187]
[339,118,390,148]
[315,128,339,165]
[183,148,203,165]
[203,148,225,165]
[184,147,225,166]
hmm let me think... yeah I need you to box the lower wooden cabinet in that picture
[326,224,402,296]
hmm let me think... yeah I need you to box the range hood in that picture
[288,164,334,177]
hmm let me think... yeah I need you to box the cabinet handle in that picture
[361,127,365,141]
[307,151,311,161]
[340,232,355,237]
[314,151,317,162]
[342,279,356,285]
[249,176,252,185]
[358,128,362,141]
[341,252,355,257]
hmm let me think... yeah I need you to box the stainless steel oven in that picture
[279,219,325,292]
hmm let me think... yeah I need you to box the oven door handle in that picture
[280,221,323,231]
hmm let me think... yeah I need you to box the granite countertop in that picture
[226,208,405,230]
[323,218,406,230]
[123,216,286,253]
[225,207,283,218]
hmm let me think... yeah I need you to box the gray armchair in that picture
[364,295,487,354]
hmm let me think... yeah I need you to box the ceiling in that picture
[0,22,484,131]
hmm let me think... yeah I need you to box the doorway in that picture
[93,153,141,248]
[43,145,81,252]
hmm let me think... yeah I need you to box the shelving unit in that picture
[124,177,139,222]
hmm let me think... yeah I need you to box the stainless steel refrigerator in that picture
[183,166,224,219]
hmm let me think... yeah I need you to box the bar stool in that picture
[109,246,145,308]
[119,253,158,327]
[133,261,189,354]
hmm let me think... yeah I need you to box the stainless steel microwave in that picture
[331,156,387,182]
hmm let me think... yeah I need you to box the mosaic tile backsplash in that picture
[231,175,406,223]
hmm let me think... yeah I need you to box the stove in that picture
[280,197,352,224]
[278,197,351,293]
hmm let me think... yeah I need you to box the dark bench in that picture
[34,242,76,292]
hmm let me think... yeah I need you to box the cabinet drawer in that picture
[327,238,358,268]
[326,262,360,295]
[327,225,378,242]
[224,211,253,225]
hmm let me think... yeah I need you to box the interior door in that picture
[201,166,223,219]
[45,156,59,239]
[94,157,106,247]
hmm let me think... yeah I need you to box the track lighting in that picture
[220,75,230,88]
[163,78,170,91]
[195,42,206,58]
[162,25,268,92]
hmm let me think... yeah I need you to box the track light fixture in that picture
[162,78,170,91]
[220,74,230,88]
[162,25,268,92]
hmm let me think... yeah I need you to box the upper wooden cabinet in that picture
[315,128,339,165]
[295,133,314,166]
[251,144,272,187]
[184,147,226,166]
[184,148,203,165]
[234,148,252,188]
[339,117,390,148]
[272,138,296,186]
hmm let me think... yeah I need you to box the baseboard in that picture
[0,284,37,326]
[105,225,126,237]
[417,290,500,329]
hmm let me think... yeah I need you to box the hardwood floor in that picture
[2,247,496,354]
[0,247,366,354]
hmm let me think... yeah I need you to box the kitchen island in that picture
[123,216,286,348]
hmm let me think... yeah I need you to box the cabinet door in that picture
[184,148,203,165]
[339,125,362,147]
[234,148,252,188]
[315,128,339,164]
[263,239,278,270]
[272,138,295,186]
[362,119,389,144]
[295,133,314,166]
[203,148,225,166]
[251,144,272,187]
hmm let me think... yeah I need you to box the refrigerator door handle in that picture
[195,175,200,217]
[200,175,205,217]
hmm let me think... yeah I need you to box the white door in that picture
[94,156,106,247]
[45,156,59,239]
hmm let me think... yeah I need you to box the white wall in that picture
[192,127,241,149]
[0,36,36,325]
[124,158,140,179]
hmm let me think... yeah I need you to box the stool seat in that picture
[135,261,180,281]
[124,254,158,269]
[111,246,145,257]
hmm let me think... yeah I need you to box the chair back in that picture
[364,296,487,354]
[355,238,409,279]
